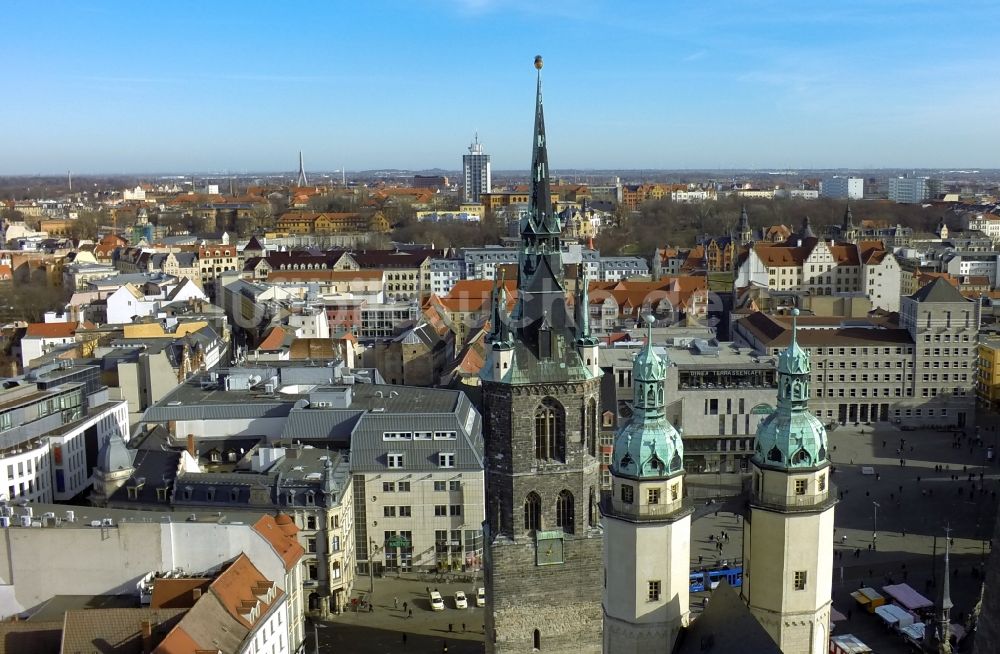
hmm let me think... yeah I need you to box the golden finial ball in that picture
[534,55,543,70]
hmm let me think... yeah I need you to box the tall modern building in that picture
[820,176,863,200]
[887,176,929,203]
[742,309,836,654]
[602,317,692,652]
[481,56,604,654]
[463,134,491,203]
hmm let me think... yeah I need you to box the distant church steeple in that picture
[738,204,753,245]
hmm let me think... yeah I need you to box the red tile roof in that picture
[252,514,304,572]
[24,322,79,338]
[257,326,289,351]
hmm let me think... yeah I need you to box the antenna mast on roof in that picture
[296,151,308,187]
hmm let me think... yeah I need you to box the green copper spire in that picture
[612,316,683,479]
[574,264,598,345]
[753,308,829,469]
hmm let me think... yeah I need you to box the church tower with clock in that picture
[480,55,604,654]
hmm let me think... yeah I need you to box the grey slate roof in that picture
[909,276,970,303]
[280,409,361,445]
[347,390,482,473]
[673,580,781,654]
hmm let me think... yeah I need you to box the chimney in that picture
[192,588,202,601]
[186,434,196,457]
[140,620,153,654]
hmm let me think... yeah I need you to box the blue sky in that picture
[3,0,999,173]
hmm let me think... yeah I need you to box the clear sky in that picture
[4,0,1000,174]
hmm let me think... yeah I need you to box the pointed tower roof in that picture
[738,205,751,231]
[777,308,810,376]
[753,308,828,469]
[481,56,592,384]
[612,316,683,479]
[245,235,265,252]
[800,215,816,239]
[574,265,597,346]
[97,430,135,474]
[843,204,855,230]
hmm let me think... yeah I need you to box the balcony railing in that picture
[750,489,834,512]
[604,494,691,521]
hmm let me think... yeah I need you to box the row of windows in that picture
[382,431,456,441]
[923,333,972,342]
[385,453,456,469]
[816,360,910,369]
[620,483,679,504]
[816,387,910,398]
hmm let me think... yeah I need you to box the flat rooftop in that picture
[14,502,269,529]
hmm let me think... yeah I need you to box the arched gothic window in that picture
[556,490,574,534]
[791,449,811,465]
[588,398,598,458]
[535,398,565,461]
[524,492,541,532]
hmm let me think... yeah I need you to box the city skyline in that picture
[4,1,1000,174]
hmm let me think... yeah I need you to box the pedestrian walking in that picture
[394,596,399,609]
[462,623,466,633]
[369,603,374,613]
[403,601,408,613]
[842,535,847,544]
[403,633,408,647]
[867,543,872,552]
[449,623,453,633]
[409,609,413,618]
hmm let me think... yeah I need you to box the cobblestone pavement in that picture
[311,423,998,652]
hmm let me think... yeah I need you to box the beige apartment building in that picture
[734,278,979,427]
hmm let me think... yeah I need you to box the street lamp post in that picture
[872,501,880,549]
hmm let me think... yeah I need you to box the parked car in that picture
[476,587,486,607]
[430,590,445,611]
[454,590,468,609]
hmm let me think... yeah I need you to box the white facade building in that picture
[0,363,129,503]
[820,177,864,200]
[888,177,930,204]
[462,135,492,204]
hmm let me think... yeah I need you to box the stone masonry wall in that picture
[487,533,604,653]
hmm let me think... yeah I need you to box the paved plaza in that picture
[310,422,998,653]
